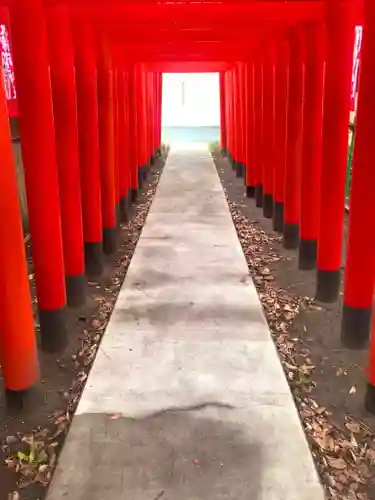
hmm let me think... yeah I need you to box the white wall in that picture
[162,73,220,127]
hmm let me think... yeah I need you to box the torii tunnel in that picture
[1,0,375,412]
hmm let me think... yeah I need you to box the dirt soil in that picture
[0,155,166,500]
[213,150,375,500]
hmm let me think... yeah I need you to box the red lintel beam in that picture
[115,43,278,60]
[115,41,262,60]
[117,40,257,51]
[145,61,231,72]
[123,55,255,64]
[99,23,288,43]
[54,0,322,3]
[69,2,323,24]
[92,18,311,34]
[120,53,257,63]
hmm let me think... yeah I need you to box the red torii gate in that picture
[0,0,375,415]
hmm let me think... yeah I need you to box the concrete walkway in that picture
[47,148,325,500]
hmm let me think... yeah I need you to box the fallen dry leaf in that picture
[110,413,122,420]
[8,493,20,500]
[327,457,347,470]
[345,422,361,434]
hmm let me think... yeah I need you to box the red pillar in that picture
[231,68,238,169]
[138,67,146,176]
[230,69,236,167]
[128,66,140,201]
[97,38,117,254]
[234,66,241,174]
[151,72,158,157]
[46,5,86,308]
[262,45,276,219]
[273,38,289,233]
[145,72,152,163]
[226,71,231,162]
[10,0,67,352]
[254,56,264,208]
[118,68,131,222]
[147,73,152,157]
[112,66,120,224]
[142,69,151,173]
[149,73,155,157]
[74,24,104,277]
[0,67,39,408]
[225,71,233,162]
[153,72,160,155]
[236,63,246,179]
[157,73,163,149]
[153,73,159,155]
[316,0,354,302]
[233,68,240,170]
[299,22,325,270]
[283,27,305,249]
[219,71,227,155]
[146,71,153,164]
[245,61,255,198]
[342,0,375,352]
[136,66,147,187]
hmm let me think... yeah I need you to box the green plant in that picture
[209,140,220,153]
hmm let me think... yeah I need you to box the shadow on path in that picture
[50,409,263,500]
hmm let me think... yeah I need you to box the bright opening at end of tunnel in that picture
[162,72,220,149]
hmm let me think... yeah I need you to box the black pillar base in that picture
[131,189,139,203]
[150,155,155,166]
[120,196,130,222]
[365,383,375,414]
[103,227,118,255]
[299,239,317,270]
[273,202,284,233]
[138,168,143,189]
[341,305,371,349]
[246,186,255,198]
[255,184,263,208]
[316,269,340,303]
[5,388,28,411]
[39,306,68,353]
[84,242,104,278]
[283,223,299,250]
[66,274,86,308]
[263,194,273,219]
[236,162,244,178]
[140,165,148,183]
[116,203,121,228]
